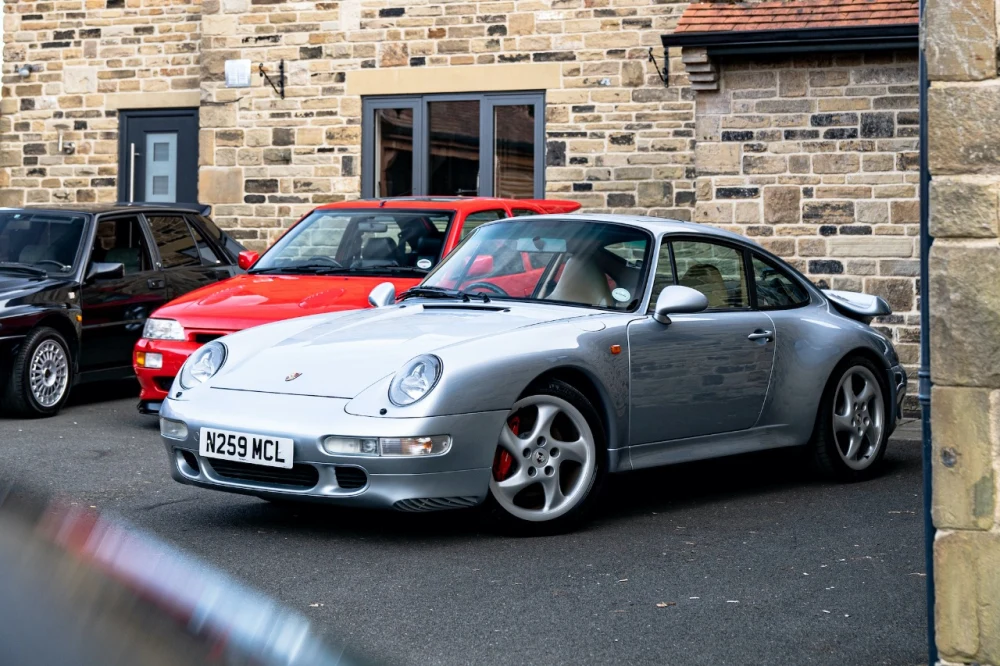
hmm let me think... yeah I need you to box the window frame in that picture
[361,91,546,199]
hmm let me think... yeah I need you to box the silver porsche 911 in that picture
[159,214,907,532]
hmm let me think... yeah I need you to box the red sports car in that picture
[133,197,580,414]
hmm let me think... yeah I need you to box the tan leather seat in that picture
[681,263,728,308]
[545,257,612,307]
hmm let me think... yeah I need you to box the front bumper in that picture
[160,389,504,511]
[134,338,203,409]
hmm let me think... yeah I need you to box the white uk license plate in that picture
[199,427,294,469]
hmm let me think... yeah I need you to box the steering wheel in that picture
[303,256,343,268]
[33,259,69,270]
[464,281,509,297]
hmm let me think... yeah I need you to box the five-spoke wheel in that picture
[488,379,604,532]
[812,357,888,480]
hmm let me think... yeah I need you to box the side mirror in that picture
[467,255,494,278]
[368,282,396,308]
[86,262,125,282]
[653,285,708,325]
[237,250,259,271]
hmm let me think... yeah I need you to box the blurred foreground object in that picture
[0,487,372,666]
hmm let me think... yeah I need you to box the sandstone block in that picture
[930,244,1000,386]
[380,43,408,68]
[890,200,919,225]
[779,70,807,98]
[637,181,672,207]
[0,189,24,207]
[763,186,800,224]
[857,201,889,224]
[929,85,1000,175]
[199,167,243,204]
[828,237,913,257]
[925,0,997,81]
[695,143,740,175]
[63,67,98,94]
[932,386,997,530]
[200,103,237,128]
[813,154,860,174]
[935,531,983,661]
[743,155,787,175]
[930,178,999,238]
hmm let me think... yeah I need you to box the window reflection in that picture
[429,100,480,196]
[375,108,414,197]
[494,105,535,199]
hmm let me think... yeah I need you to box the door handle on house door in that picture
[147,277,165,290]
[129,142,139,202]
[747,330,774,341]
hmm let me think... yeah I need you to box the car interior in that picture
[92,217,149,275]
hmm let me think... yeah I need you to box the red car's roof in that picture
[313,197,581,214]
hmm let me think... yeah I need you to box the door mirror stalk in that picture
[653,285,709,325]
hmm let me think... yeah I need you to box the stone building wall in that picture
[926,0,1000,661]
[0,0,202,206]
[690,50,921,385]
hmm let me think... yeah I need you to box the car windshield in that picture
[250,209,454,275]
[0,211,88,275]
[420,218,652,311]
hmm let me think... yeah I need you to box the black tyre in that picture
[810,355,889,481]
[3,327,74,418]
[486,378,607,535]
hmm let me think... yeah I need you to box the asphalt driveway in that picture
[0,381,928,666]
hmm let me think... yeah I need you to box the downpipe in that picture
[918,2,937,662]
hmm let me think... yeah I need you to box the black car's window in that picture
[0,211,87,273]
[460,209,506,239]
[147,215,201,269]
[671,240,748,310]
[646,240,677,313]
[188,223,223,265]
[195,215,244,259]
[751,254,810,309]
[92,216,152,275]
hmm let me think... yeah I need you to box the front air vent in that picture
[193,333,225,344]
[393,497,479,512]
[334,466,368,490]
[209,460,319,489]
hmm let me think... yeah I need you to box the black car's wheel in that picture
[3,327,74,418]
[810,356,889,481]
[486,378,606,535]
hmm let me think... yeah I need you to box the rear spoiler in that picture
[519,199,582,214]
[823,289,891,324]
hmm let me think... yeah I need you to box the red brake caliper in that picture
[493,416,519,481]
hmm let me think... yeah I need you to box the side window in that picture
[188,222,224,265]
[147,215,201,269]
[511,208,538,217]
[672,240,748,310]
[646,240,676,313]
[92,216,152,276]
[751,255,810,309]
[460,209,506,239]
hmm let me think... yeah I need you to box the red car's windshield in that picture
[421,218,652,312]
[250,209,454,276]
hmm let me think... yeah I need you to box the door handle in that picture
[147,277,166,290]
[748,329,774,341]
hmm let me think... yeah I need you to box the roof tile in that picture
[675,0,918,32]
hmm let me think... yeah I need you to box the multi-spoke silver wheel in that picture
[490,394,597,523]
[831,365,885,471]
[29,339,69,408]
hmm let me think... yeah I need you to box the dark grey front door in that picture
[118,109,198,204]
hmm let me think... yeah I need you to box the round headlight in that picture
[388,354,442,406]
[179,341,227,390]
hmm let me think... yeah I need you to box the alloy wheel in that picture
[832,365,885,471]
[29,339,69,408]
[490,394,597,522]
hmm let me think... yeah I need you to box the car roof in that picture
[481,213,762,246]
[313,197,580,213]
[0,202,212,216]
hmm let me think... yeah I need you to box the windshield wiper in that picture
[348,265,430,274]
[0,262,47,277]
[249,264,350,275]
[398,286,491,303]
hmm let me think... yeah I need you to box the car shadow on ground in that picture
[187,441,919,541]
[67,379,140,407]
